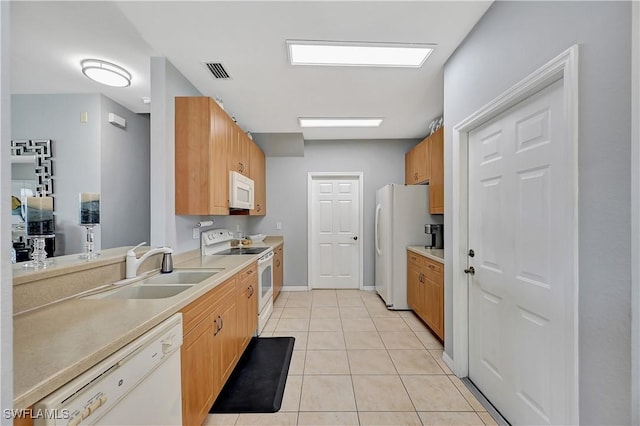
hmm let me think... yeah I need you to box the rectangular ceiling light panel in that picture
[298,118,383,128]
[287,40,434,68]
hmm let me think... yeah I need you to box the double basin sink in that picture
[85,269,223,300]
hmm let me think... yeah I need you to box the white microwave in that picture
[229,171,255,210]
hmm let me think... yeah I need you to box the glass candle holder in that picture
[79,193,100,260]
[24,196,55,269]
[79,192,100,225]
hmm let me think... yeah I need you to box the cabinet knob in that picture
[352,236,358,241]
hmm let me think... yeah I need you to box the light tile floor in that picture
[205,290,498,426]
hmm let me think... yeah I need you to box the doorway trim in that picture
[451,45,579,423]
[307,172,364,291]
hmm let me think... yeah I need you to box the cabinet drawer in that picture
[183,312,212,348]
[239,262,257,284]
[408,252,425,267]
[424,258,442,275]
[182,276,236,333]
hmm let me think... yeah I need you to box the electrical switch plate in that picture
[80,112,88,123]
[276,222,282,230]
[192,227,200,239]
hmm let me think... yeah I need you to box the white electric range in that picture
[201,229,273,335]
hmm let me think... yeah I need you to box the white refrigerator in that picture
[374,184,441,310]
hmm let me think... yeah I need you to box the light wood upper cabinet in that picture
[229,125,251,177]
[249,142,266,216]
[175,96,268,216]
[429,128,444,214]
[405,135,430,185]
[175,97,229,215]
[404,127,444,214]
[406,250,444,340]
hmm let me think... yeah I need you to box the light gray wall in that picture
[150,57,208,253]
[1,0,13,415]
[252,139,417,288]
[443,2,632,423]
[12,94,101,255]
[100,95,150,249]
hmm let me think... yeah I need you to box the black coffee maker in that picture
[424,224,444,249]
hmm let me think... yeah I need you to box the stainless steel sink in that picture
[83,268,222,300]
[90,284,194,300]
[140,269,222,285]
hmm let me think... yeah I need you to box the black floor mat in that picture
[209,337,295,413]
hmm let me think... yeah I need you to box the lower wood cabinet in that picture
[407,250,444,340]
[273,244,284,301]
[237,262,258,352]
[181,262,258,426]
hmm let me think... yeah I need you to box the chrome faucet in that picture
[125,242,173,279]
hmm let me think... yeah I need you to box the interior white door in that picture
[310,176,360,289]
[468,79,574,425]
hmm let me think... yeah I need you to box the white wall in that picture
[100,95,150,249]
[632,2,640,423]
[0,1,13,420]
[150,57,209,253]
[253,139,418,287]
[443,2,632,423]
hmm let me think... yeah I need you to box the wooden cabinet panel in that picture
[181,275,239,425]
[429,128,444,214]
[181,316,215,426]
[273,245,284,301]
[214,287,238,389]
[249,142,266,216]
[407,254,423,317]
[175,97,229,215]
[229,126,250,177]
[406,250,444,340]
[405,137,430,185]
[237,262,258,351]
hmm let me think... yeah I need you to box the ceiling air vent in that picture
[204,62,230,79]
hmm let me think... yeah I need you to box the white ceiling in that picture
[11,1,492,140]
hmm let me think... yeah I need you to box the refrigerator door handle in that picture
[375,203,382,256]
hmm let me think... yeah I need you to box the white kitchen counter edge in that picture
[407,246,444,263]
[13,237,284,409]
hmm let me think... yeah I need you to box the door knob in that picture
[353,236,358,240]
[464,267,475,275]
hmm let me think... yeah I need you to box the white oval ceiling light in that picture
[81,59,131,87]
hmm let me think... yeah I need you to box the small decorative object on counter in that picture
[79,192,100,260]
[24,196,55,269]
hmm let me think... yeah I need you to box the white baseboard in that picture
[280,285,309,292]
[281,285,376,292]
[442,351,457,376]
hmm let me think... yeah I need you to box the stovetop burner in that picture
[214,246,271,255]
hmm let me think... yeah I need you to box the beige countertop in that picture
[13,237,283,409]
[407,246,444,263]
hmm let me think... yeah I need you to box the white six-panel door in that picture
[309,176,360,289]
[468,79,573,425]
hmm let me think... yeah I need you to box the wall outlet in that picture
[276,222,282,230]
[192,227,200,239]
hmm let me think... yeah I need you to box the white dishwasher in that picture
[35,313,183,426]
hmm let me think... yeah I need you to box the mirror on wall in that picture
[11,139,55,262]
[10,94,151,265]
